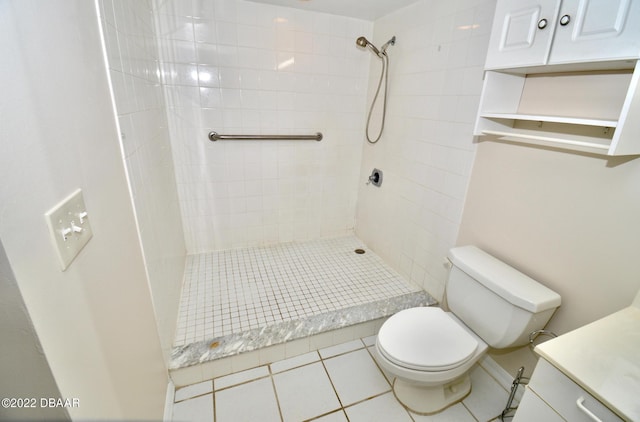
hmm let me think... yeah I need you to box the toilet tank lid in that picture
[448,246,561,313]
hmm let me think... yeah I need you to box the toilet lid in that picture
[377,307,478,371]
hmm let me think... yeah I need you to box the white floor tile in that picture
[270,351,319,373]
[312,410,349,421]
[172,394,213,422]
[215,378,280,422]
[173,340,515,422]
[214,365,269,390]
[367,345,396,384]
[344,392,413,422]
[361,335,377,347]
[410,403,476,421]
[174,380,213,402]
[463,365,509,421]
[273,362,341,422]
[319,339,363,359]
[323,349,391,406]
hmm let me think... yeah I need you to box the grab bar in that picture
[208,131,323,142]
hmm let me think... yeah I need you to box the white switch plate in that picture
[45,189,93,271]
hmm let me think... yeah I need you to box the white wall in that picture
[356,0,496,300]
[458,141,640,374]
[0,240,69,421]
[98,0,187,363]
[155,0,373,253]
[0,1,167,419]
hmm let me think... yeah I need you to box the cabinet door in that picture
[549,0,640,63]
[485,0,562,69]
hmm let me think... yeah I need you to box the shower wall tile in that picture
[98,0,186,361]
[156,0,373,253]
[355,0,497,302]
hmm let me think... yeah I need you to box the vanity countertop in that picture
[535,305,640,421]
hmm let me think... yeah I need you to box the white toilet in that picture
[375,245,561,414]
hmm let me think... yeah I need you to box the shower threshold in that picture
[169,235,436,371]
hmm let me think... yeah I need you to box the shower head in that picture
[356,36,396,57]
[356,36,380,56]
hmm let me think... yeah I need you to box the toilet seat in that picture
[377,307,478,371]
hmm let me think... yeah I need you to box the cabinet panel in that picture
[485,0,561,69]
[513,388,564,422]
[549,0,640,63]
[528,360,624,421]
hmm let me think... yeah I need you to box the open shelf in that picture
[474,63,640,156]
[480,119,614,155]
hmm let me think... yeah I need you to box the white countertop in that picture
[535,305,640,421]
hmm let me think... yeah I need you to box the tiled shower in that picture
[98,0,494,376]
[156,1,372,252]
[174,237,419,347]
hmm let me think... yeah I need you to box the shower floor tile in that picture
[170,235,436,369]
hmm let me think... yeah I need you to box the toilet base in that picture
[392,374,471,415]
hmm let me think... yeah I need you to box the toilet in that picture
[375,246,561,414]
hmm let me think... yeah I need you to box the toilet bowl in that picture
[374,246,561,415]
[375,307,488,414]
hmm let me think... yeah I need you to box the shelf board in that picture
[481,113,618,128]
[487,59,637,75]
[481,130,611,153]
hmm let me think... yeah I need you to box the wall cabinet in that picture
[514,359,623,421]
[476,0,640,156]
[485,0,640,70]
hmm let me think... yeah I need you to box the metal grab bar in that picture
[208,131,323,142]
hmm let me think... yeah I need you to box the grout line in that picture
[212,390,217,422]
[340,389,394,410]
[269,351,321,375]
[318,342,366,361]
[363,342,393,388]
[213,372,271,393]
[304,409,349,422]
[267,367,285,422]
[173,391,212,404]
[461,401,480,422]
[319,357,346,413]
[175,334,501,422]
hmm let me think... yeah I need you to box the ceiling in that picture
[244,0,422,21]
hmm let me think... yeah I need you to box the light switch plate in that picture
[45,189,93,271]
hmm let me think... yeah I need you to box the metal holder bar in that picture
[208,131,323,142]
[529,329,557,346]
[500,366,529,420]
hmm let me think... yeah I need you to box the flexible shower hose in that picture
[365,52,389,144]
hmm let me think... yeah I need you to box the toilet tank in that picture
[446,246,561,349]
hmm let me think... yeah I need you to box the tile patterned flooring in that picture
[171,335,511,422]
[175,236,419,347]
